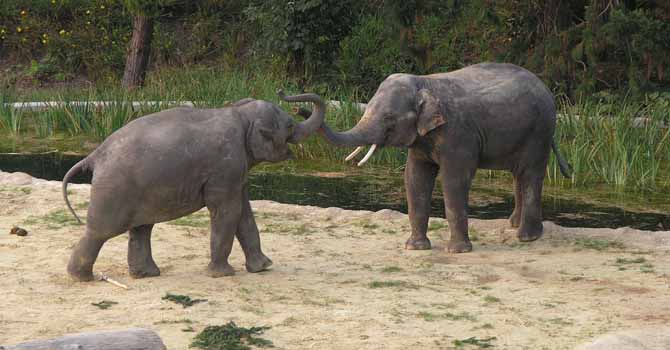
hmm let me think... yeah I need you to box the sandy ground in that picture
[1,171,669,349]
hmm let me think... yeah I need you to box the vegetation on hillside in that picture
[1,0,669,98]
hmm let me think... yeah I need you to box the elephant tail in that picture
[551,140,573,179]
[62,158,89,224]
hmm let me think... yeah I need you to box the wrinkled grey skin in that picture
[62,91,325,281]
[301,63,571,252]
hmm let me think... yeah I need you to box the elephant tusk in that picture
[357,144,377,166]
[345,146,365,161]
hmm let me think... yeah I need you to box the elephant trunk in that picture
[293,106,382,147]
[277,90,326,143]
[293,106,382,166]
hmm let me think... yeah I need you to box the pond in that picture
[1,152,668,231]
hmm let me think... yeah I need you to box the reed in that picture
[2,66,668,191]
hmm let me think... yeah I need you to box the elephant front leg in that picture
[128,224,160,278]
[404,152,438,250]
[238,188,273,273]
[441,167,475,253]
[206,192,242,278]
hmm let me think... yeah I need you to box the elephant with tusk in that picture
[62,90,326,281]
[298,62,572,253]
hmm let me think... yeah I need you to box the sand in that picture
[0,170,669,349]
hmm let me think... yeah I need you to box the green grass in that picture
[154,318,194,325]
[23,209,82,229]
[168,213,209,228]
[419,311,478,322]
[380,266,403,273]
[367,280,418,289]
[483,295,501,303]
[573,237,625,251]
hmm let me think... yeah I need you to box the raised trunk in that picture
[122,15,154,90]
[276,90,326,143]
[294,106,378,147]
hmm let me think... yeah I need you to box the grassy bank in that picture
[1,66,669,192]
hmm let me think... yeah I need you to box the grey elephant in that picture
[62,91,325,281]
[299,62,571,252]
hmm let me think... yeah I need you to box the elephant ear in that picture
[416,89,446,136]
[247,119,276,161]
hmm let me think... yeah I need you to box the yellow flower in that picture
[51,0,56,3]
[0,29,5,34]
[100,5,105,9]
[86,10,91,15]
[59,29,65,35]
[41,39,47,44]
[16,27,22,33]
[42,33,48,38]
[20,10,27,16]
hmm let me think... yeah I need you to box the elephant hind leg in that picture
[67,233,107,281]
[509,176,523,228]
[517,174,544,242]
[128,224,160,279]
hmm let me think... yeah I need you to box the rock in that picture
[9,226,28,236]
[574,326,670,350]
[1,172,33,186]
[372,209,405,221]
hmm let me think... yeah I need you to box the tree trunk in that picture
[2,328,166,350]
[122,15,154,90]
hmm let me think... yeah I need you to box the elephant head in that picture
[233,90,325,164]
[298,75,446,165]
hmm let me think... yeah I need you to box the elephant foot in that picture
[405,237,432,250]
[245,253,273,273]
[517,224,543,242]
[447,240,473,253]
[129,262,161,279]
[207,262,235,278]
[67,261,95,282]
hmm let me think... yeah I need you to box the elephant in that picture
[298,62,572,253]
[62,91,325,281]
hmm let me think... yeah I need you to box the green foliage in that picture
[91,300,118,310]
[190,322,273,350]
[453,336,496,348]
[162,292,207,308]
[337,15,418,94]
[245,0,360,77]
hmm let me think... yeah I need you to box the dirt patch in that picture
[1,171,669,349]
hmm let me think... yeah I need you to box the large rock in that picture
[575,327,670,350]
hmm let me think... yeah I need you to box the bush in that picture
[337,15,418,96]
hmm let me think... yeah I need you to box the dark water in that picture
[1,152,668,231]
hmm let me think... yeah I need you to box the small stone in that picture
[10,226,28,236]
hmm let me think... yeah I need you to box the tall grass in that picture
[547,97,670,190]
[0,94,23,135]
[1,66,669,191]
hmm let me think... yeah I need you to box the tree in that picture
[121,0,174,89]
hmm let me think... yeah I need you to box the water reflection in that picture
[1,152,667,231]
